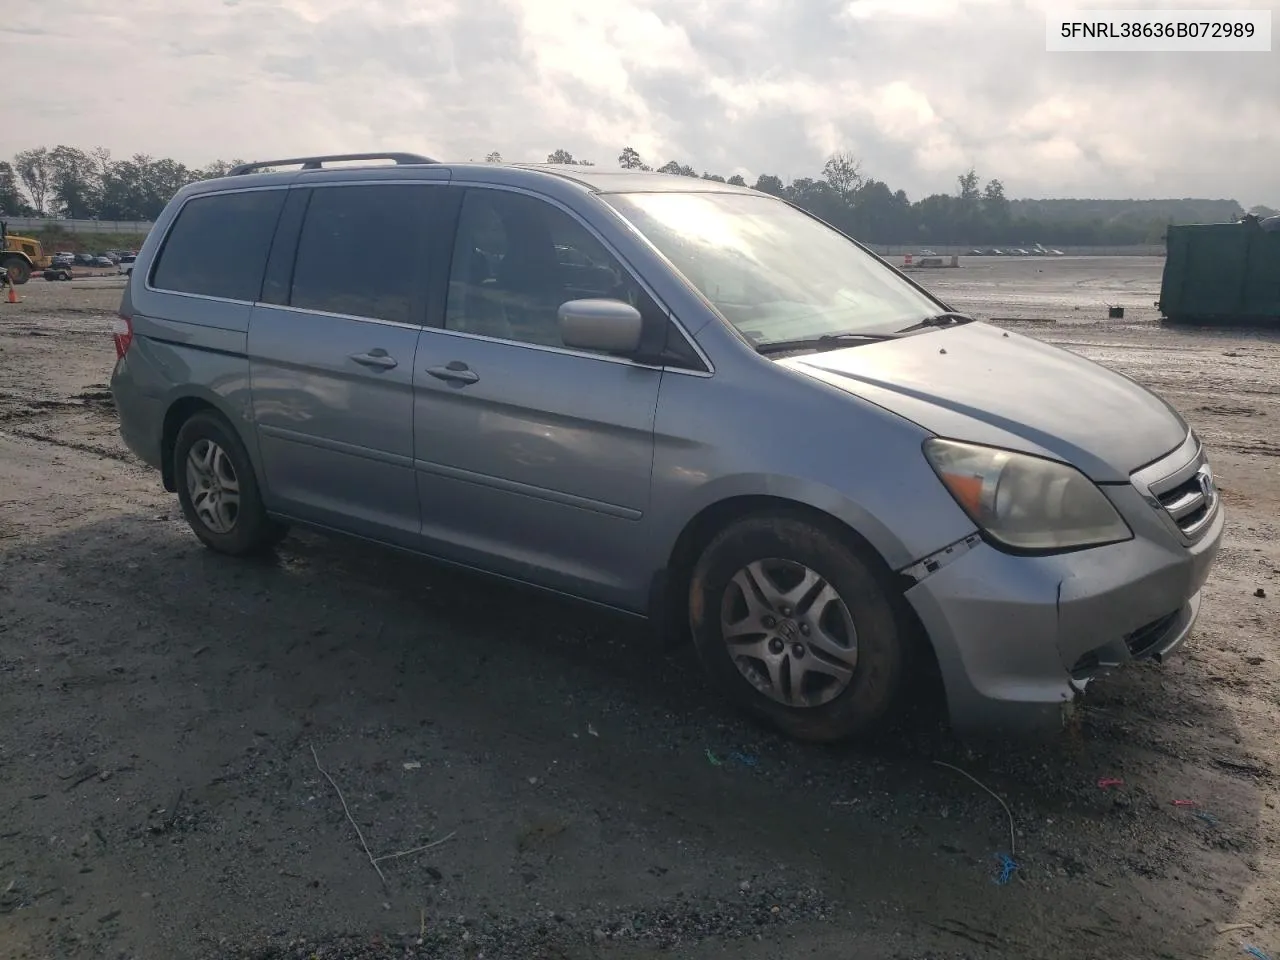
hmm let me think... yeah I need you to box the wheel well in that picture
[660,496,895,646]
[659,495,942,695]
[665,496,903,602]
[160,396,220,491]
[2,253,33,275]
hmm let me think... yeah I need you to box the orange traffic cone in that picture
[5,281,17,304]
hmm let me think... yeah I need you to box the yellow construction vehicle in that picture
[1,221,52,285]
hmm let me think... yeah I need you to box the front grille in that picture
[1141,440,1219,541]
[1155,473,1212,535]
[1125,610,1180,658]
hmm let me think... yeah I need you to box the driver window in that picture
[444,189,654,353]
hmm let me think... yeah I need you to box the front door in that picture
[411,186,664,608]
[249,181,445,546]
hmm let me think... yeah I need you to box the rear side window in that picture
[151,189,286,301]
[289,185,430,324]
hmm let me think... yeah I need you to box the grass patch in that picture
[20,227,150,255]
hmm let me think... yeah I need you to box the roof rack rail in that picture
[227,152,438,176]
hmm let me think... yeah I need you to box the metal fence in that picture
[2,217,154,235]
[1,217,1165,256]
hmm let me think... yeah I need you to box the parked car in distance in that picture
[73,253,95,266]
[44,265,74,281]
[110,152,1224,743]
[118,257,135,277]
[92,256,114,268]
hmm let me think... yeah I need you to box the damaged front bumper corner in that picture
[900,517,1218,740]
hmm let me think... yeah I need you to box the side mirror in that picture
[558,298,643,354]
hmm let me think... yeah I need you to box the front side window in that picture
[445,189,657,352]
[289,184,431,324]
[151,189,286,301]
[603,191,942,346]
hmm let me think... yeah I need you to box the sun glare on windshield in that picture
[606,190,941,344]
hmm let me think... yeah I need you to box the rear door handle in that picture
[350,349,398,369]
[425,361,479,385]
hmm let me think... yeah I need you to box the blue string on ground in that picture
[994,853,1018,885]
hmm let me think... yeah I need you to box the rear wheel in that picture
[688,513,905,742]
[173,411,287,556]
[2,257,31,285]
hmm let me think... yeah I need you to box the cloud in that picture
[4,0,1277,203]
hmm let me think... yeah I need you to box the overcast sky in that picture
[5,0,1277,204]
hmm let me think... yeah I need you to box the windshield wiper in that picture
[895,311,977,333]
[754,331,900,355]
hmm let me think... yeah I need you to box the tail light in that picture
[112,313,134,359]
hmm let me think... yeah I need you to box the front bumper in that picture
[905,442,1224,740]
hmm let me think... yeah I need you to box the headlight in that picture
[923,438,1132,551]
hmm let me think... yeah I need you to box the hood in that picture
[779,322,1187,482]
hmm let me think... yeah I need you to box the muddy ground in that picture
[1,261,1278,960]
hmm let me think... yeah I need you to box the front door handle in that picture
[350,349,398,369]
[425,361,480,385]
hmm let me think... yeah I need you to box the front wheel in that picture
[173,411,287,555]
[688,513,906,742]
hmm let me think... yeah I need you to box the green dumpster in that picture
[1158,215,1280,325]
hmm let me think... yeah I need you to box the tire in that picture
[2,257,31,285]
[688,513,905,742]
[173,410,287,556]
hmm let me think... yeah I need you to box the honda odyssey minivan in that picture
[110,152,1223,741]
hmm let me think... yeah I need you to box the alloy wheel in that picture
[719,558,859,708]
[185,438,241,535]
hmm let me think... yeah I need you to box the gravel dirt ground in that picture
[1,261,1278,960]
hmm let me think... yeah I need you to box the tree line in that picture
[1,144,1264,246]
[1,148,243,223]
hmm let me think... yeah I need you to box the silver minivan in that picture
[110,152,1223,742]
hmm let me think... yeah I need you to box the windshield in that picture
[603,191,943,346]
